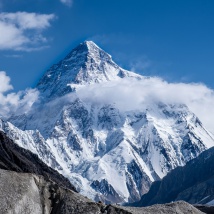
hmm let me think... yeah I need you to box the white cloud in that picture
[60,0,73,7]
[0,71,13,93]
[0,12,55,51]
[75,77,214,134]
[0,71,39,117]
[0,12,55,29]
[1,70,214,135]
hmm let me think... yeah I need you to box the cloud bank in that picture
[75,77,214,134]
[0,12,55,51]
[0,71,39,118]
[1,70,214,134]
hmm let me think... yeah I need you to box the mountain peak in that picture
[68,40,100,55]
[83,40,100,49]
[81,40,105,51]
[83,40,111,58]
[36,41,139,100]
[63,40,112,65]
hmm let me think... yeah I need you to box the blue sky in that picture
[0,0,214,91]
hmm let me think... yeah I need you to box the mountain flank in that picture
[133,146,214,206]
[0,130,76,192]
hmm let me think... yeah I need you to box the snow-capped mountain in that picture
[6,41,214,203]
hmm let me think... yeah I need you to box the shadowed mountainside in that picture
[132,146,214,207]
[0,130,76,192]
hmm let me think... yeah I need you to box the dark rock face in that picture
[98,105,123,130]
[126,160,151,202]
[0,130,76,192]
[194,205,214,214]
[91,179,122,203]
[133,146,214,207]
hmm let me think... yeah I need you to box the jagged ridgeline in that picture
[4,41,214,203]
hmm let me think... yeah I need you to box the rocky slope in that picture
[0,130,76,192]
[116,201,204,214]
[133,146,214,207]
[7,41,214,203]
[0,169,204,214]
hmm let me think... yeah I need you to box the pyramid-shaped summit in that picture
[36,41,139,100]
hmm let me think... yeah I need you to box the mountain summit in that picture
[37,41,140,100]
